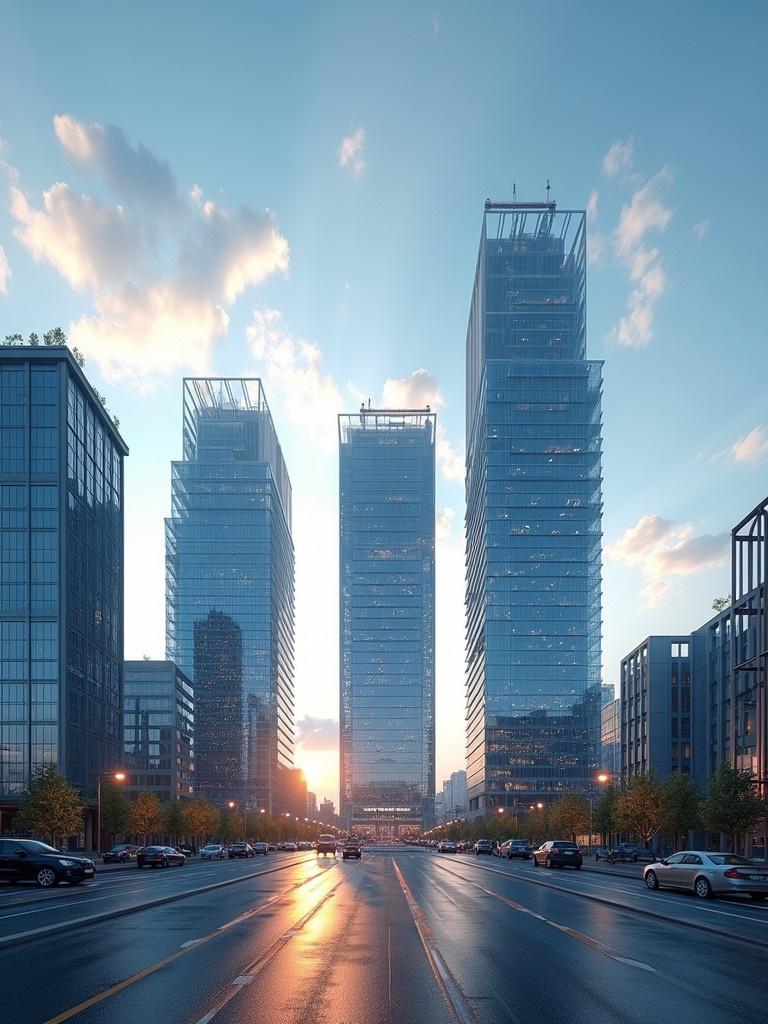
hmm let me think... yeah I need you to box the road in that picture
[0,848,766,1023]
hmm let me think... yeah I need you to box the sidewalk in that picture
[578,859,645,880]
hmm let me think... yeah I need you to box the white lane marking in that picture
[0,890,142,920]
[181,938,203,948]
[231,976,254,985]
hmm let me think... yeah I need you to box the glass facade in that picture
[123,660,194,803]
[465,202,603,815]
[0,348,127,801]
[339,408,435,835]
[165,379,294,811]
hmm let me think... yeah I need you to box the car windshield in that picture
[552,843,578,849]
[706,854,753,865]
[20,840,61,855]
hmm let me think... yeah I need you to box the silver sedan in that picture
[643,851,768,900]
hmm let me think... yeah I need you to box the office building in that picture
[440,770,468,820]
[601,683,615,707]
[123,660,194,804]
[339,406,436,836]
[0,345,128,837]
[319,797,336,825]
[600,698,620,779]
[465,199,603,816]
[165,379,294,812]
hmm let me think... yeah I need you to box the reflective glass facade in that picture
[166,379,294,811]
[339,409,435,835]
[123,660,194,803]
[465,203,602,815]
[0,347,127,802]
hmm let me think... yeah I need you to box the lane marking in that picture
[40,863,338,1024]
[392,858,480,1024]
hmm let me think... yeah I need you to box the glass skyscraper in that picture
[339,407,435,835]
[0,346,127,820]
[166,379,294,812]
[465,200,603,816]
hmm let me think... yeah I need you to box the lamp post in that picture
[96,771,126,856]
[227,801,247,844]
[588,772,610,854]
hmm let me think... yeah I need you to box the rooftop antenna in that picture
[512,182,517,201]
[546,178,551,203]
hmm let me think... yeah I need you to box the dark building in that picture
[123,660,194,804]
[338,407,436,836]
[0,344,127,834]
[165,379,294,812]
[464,200,603,817]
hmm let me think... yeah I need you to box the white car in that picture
[200,844,226,860]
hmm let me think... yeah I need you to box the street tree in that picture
[100,783,132,842]
[15,764,84,846]
[550,794,589,843]
[131,792,164,842]
[614,773,664,846]
[164,800,188,844]
[702,763,767,850]
[593,785,619,846]
[660,772,702,849]
[185,798,220,844]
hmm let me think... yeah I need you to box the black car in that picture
[532,841,583,869]
[102,844,139,863]
[475,839,494,855]
[228,842,254,859]
[0,838,95,887]
[342,840,362,860]
[609,843,654,863]
[501,840,531,860]
[136,846,186,868]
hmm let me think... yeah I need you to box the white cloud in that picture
[691,218,710,241]
[380,369,464,483]
[338,127,366,177]
[586,188,599,223]
[731,425,768,464]
[0,245,10,294]
[588,233,606,266]
[601,138,634,177]
[295,717,338,751]
[8,114,289,384]
[608,513,729,608]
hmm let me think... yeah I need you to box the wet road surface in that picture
[1,848,766,1023]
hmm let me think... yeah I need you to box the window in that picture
[670,643,679,657]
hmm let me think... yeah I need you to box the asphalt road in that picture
[0,848,766,1024]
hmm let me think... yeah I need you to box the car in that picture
[474,839,494,855]
[102,843,139,863]
[317,834,337,856]
[252,842,269,855]
[500,839,530,860]
[437,840,457,853]
[175,845,194,857]
[283,842,298,852]
[609,843,654,863]
[532,841,583,869]
[200,844,226,860]
[228,842,254,859]
[594,846,612,861]
[136,846,186,869]
[0,838,96,888]
[297,841,313,851]
[644,851,768,901]
[267,843,276,851]
[342,840,362,860]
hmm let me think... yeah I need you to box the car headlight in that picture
[58,859,78,867]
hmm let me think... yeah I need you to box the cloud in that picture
[338,127,366,177]
[296,716,338,752]
[586,189,599,223]
[731,425,768,464]
[246,309,343,453]
[608,513,729,607]
[0,245,10,294]
[7,114,289,384]
[691,218,710,241]
[380,369,464,482]
[602,138,634,177]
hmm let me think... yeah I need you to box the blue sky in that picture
[1,1,766,803]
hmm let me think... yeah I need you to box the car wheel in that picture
[694,877,713,899]
[36,867,59,888]
[532,856,538,867]
[545,857,552,869]
[631,855,638,863]
[749,894,767,902]
[574,864,581,870]
[644,870,659,890]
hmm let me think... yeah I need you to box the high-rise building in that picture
[339,406,436,836]
[465,199,603,817]
[123,660,194,804]
[319,797,336,824]
[166,379,294,812]
[600,698,621,779]
[0,345,127,837]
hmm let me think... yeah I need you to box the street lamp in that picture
[96,770,126,856]
[227,800,246,844]
[588,772,611,855]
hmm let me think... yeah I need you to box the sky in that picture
[1,1,767,806]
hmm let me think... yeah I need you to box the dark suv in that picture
[102,844,139,863]
[532,841,583,869]
[475,839,494,855]
[317,835,337,856]
[609,843,654,863]
[228,843,254,859]
[0,838,95,887]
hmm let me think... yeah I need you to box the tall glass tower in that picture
[465,200,603,817]
[166,379,294,811]
[339,407,435,836]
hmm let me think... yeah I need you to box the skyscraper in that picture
[0,345,127,837]
[465,199,603,817]
[339,407,435,836]
[166,378,294,812]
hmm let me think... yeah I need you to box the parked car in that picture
[317,835,337,856]
[594,846,611,861]
[200,844,226,860]
[136,846,186,869]
[532,841,583,869]
[475,839,494,855]
[252,842,269,855]
[610,843,654,863]
[437,840,458,853]
[283,842,298,852]
[102,844,139,863]
[175,845,194,857]
[0,838,96,887]
[342,839,362,860]
[500,840,531,860]
[228,842,254,859]
[644,851,768,900]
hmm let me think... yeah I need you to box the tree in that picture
[614,773,664,845]
[702,763,767,850]
[218,811,238,844]
[519,805,550,844]
[100,783,132,841]
[131,792,164,841]
[660,772,702,849]
[15,764,84,846]
[185,798,220,843]
[164,800,188,844]
[550,794,589,842]
[43,327,67,347]
[593,785,619,845]
[4,333,23,346]
[711,596,731,613]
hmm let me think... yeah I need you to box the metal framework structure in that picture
[731,495,768,795]
[338,406,436,442]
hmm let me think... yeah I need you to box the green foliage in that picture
[15,764,84,845]
[184,798,220,841]
[28,332,40,347]
[131,792,164,840]
[660,772,702,848]
[711,596,731,613]
[593,785,619,842]
[100,783,132,838]
[218,811,239,843]
[550,794,589,842]
[702,763,766,847]
[4,333,23,345]
[615,772,664,845]
[43,327,67,346]
[163,800,188,842]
